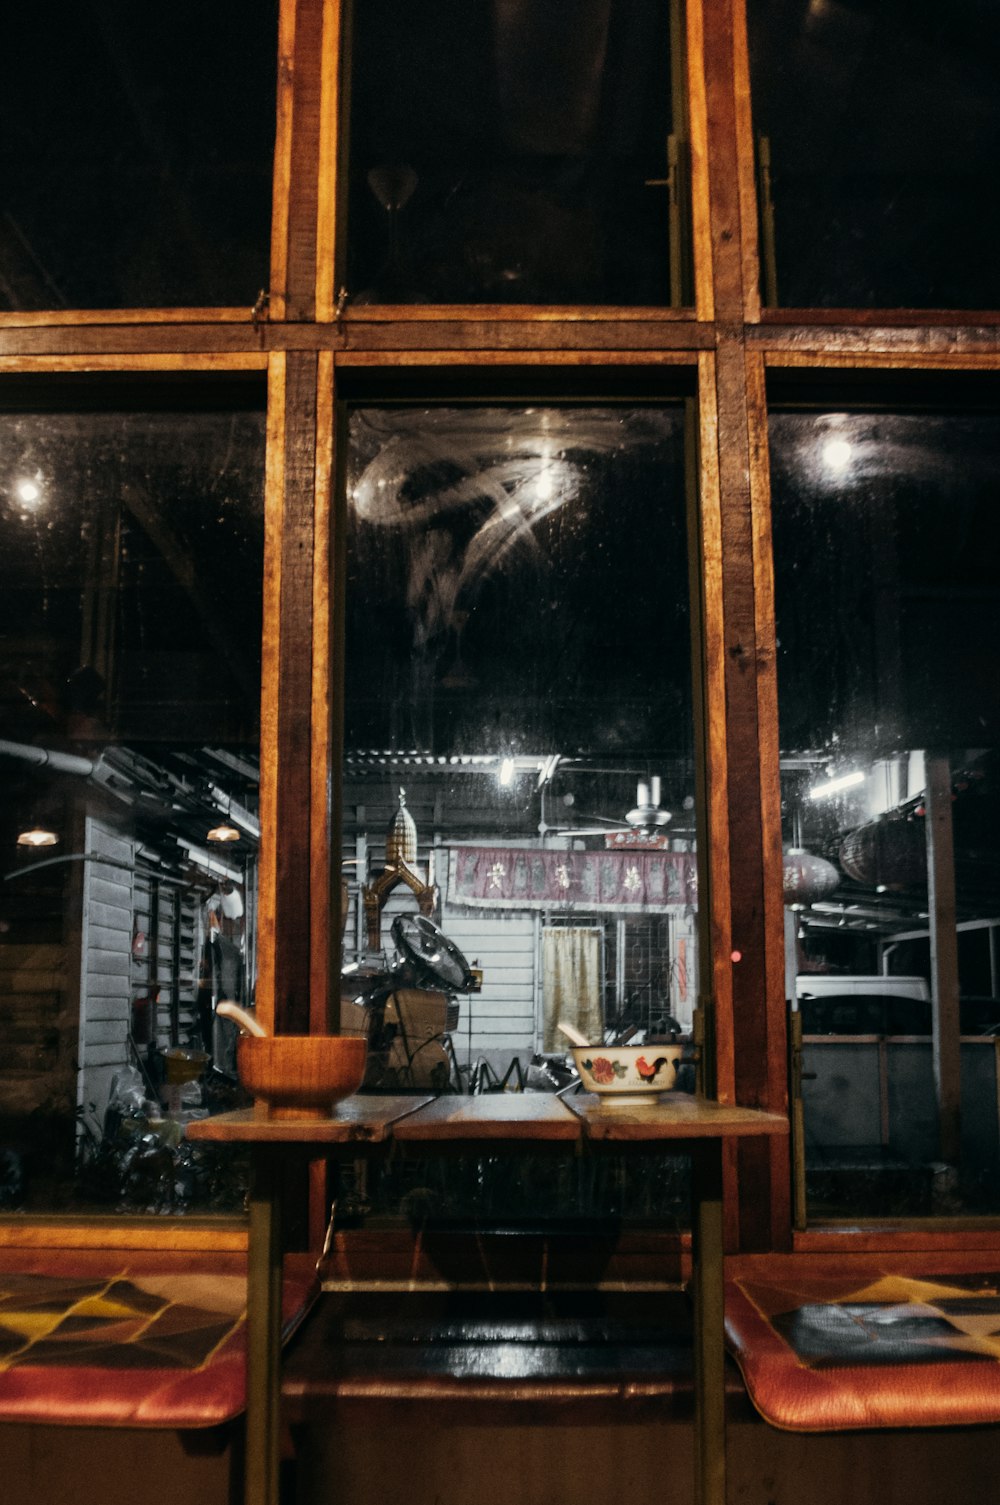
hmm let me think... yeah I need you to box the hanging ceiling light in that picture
[17,824,59,848]
[206,822,241,843]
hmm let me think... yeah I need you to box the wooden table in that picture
[187,1097,431,1505]
[188,1092,787,1505]
[564,1093,787,1505]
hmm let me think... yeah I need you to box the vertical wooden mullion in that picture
[330,368,350,1014]
[271,0,326,323]
[316,0,345,323]
[257,353,288,1034]
[268,0,298,322]
[714,333,792,1250]
[305,352,343,1246]
[697,0,789,1247]
[694,353,734,1102]
[747,347,792,1246]
[715,334,775,1254]
[311,349,336,1031]
[259,351,319,1037]
[698,0,750,322]
[686,0,716,322]
[695,351,744,1252]
[730,0,763,322]
[277,352,319,1035]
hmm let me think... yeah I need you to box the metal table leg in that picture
[691,1142,726,1505]
[246,1146,283,1505]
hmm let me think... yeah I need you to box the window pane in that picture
[344,1,686,306]
[341,403,699,1225]
[771,399,1000,1218]
[1,3,277,310]
[748,0,1000,309]
[0,381,265,1213]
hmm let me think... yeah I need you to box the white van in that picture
[795,975,930,1034]
[796,975,930,1001]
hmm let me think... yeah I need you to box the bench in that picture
[0,1245,315,1505]
[725,1249,1000,1431]
[281,1236,1000,1505]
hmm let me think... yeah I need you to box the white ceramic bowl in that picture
[571,1043,684,1103]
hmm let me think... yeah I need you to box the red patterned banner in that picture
[447,846,697,912]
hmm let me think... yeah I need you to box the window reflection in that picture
[749,0,1000,309]
[771,403,1000,1217]
[345,0,686,305]
[341,403,698,1222]
[0,384,265,1213]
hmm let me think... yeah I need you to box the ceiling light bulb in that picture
[498,758,515,787]
[207,823,241,842]
[822,438,852,472]
[15,478,42,507]
[17,825,58,847]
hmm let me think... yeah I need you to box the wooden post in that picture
[925,753,962,1166]
[258,352,321,1039]
[245,1148,284,1505]
[691,1142,726,1505]
[693,0,792,1251]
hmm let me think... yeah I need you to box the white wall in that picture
[77,815,134,1119]
[439,898,538,1065]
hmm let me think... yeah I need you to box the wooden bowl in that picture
[237,1033,367,1120]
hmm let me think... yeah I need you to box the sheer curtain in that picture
[541,926,602,1051]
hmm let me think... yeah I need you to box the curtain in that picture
[541,926,602,1052]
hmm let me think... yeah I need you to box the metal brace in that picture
[251,288,270,328]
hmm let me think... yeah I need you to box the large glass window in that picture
[770,387,1000,1218]
[1,3,278,310]
[0,378,265,1213]
[343,1,688,306]
[338,399,700,1223]
[748,0,1000,309]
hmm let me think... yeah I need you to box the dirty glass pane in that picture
[339,403,699,1226]
[1,3,277,310]
[344,0,686,306]
[771,399,1000,1219]
[0,380,265,1214]
[748,0,1000,309]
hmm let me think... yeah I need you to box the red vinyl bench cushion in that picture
[725,1253,1000,1432]
[0,1248,315,1429]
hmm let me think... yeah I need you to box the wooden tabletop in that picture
[184,1092,787,1148]
[564,1093,790,1142]
[391,1092,581,1143]
[183,1096,432,1144]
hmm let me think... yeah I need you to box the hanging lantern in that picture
[840,816,926,888]
[782,847,840,905]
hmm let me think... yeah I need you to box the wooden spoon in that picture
[557,1019,592,1048]
[216,1000,269,1037]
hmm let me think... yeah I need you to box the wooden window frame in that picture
[0,0,997,1253]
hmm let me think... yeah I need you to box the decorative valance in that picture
[447,846,697,913]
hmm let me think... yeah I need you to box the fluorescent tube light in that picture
[807,770,865,800]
